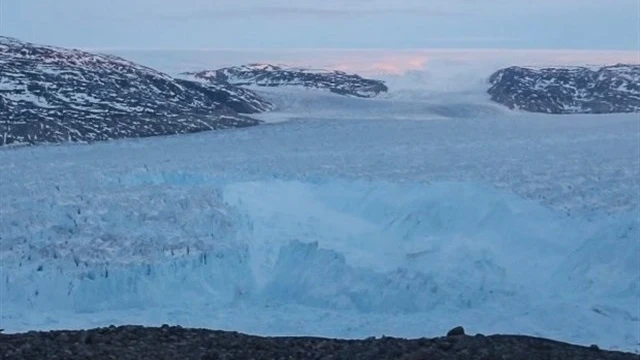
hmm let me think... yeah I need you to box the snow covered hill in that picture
[182,64,388,98]
[0,37,272,146]
[488,64,640,114]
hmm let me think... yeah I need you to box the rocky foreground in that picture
[0,326,636,360]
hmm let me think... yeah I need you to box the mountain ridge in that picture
[487,64,640,114]
[182,63,389,98]
[0,37,271,146]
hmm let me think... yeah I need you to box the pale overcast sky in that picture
[1,0,639,50]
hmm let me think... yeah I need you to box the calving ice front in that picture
[1,169,638,350]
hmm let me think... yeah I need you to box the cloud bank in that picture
[1,0,638,50]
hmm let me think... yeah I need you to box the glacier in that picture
[1,68,639,352]
[1,175,638,350]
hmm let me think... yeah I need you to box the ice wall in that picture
[1,177,637,351]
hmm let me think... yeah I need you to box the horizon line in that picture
[84,47,640,54]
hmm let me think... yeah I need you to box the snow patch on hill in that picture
[488,64,640,114]
[0,37,271,145]
[183,64,388,98]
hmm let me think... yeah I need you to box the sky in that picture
[1,0,639,50]
[108,48,640,77]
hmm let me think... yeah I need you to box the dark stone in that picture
[447,326,466,337]
[79,330,91,344]
[201,352,220,360]
[437,340,453,351]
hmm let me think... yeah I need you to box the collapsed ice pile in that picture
[1,176,638,350]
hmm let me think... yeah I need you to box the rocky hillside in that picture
[183,63,388,98]
[0,325,636,360]
[0,37,272,146]
[488,64,640,114]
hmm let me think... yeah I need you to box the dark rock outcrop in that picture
[0,326,636,360]
[183,63,388,98]
[487,64,640,114]
[446,326,466,336]
[0,37,272,146]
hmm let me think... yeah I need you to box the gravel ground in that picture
[0,326,637,360]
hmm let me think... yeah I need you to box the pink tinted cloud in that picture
[266,49,639,75]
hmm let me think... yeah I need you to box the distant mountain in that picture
[183,64,388,98]
[0,37,272,146]
[488,64,640,114]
